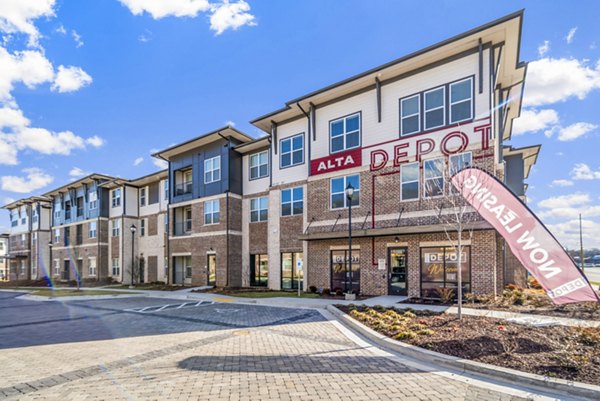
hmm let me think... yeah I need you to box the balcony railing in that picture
[173,221,192,236]
[174,181,193,196]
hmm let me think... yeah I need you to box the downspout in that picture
[121,185,125,284]
[218,132,232,287]
[28,204,32,280]
[96,182,101,282]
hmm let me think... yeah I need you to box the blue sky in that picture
[0,0,599,248]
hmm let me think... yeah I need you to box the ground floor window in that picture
[112,258,120,276]
[250,254,268,287]
[420,246,471,298]
[31,256,37,278]
[331,250,360,293]
[184,256,192,279]
[281,252,303,290]
[54,259,60,276]
[88,257,97,276]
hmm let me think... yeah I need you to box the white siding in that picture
[271,118,309,186]
[242,154,269,196]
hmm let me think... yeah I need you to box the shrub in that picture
[335,288,344,297]
[577,328,600,346]
[322,288,331,296]
[384,310,399,318]
[395,331,416,341]
[409,323,426,331]
[437,287,455,304]
[527,276,543,290]
[403,311,417,319]
[309,285,317,293]
[417,329,435,336]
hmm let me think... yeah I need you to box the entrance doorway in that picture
[62,260,70,281]
[388,247,408,295]
[207,254,216,286]
[330,250,360,293]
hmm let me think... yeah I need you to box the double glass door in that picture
[388,247,407,295]
[207,254,216,286]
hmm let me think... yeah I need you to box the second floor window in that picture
[250,197,268,222]
[89,221,97,238]
[140,188,146,207]
[250,151,269,179]
[185,207,192,232]
[204,156,221,184]
[64,227,70,246]
[281,187,303,216]
[112,219,120,237]
[424,157,444,198]
[112,189,121,207]
[204,199,220,225]
[330,113,360,153]
[280,134,304,168]
[54,228,60,243]
[401,162,419,201]
[331,175,360,209]
[140,219,146,236]
[164,179,169,200]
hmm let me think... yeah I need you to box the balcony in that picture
[174,181,193,196]
[173,221,192,236]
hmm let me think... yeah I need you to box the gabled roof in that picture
[2,196,51,210]
[503,144,541,179]
[152,125,254,161]
[233,135,270,154]
[42,173,117,198]
[129,169,168,187]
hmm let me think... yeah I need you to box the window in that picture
[140,188,146,207]
[331,250,360,293]
[250,254,268,287]
[450,78,473,123]
[400,94,420,136]
[32,208,38,224]
[112,258,120,276]
[32,232,37,245]
[64,227,70,246]
[54,203,61,222]
[449,152,472,175]
[204,199,220,225]
[76,197,84,217]
[401,162,420,201]
[89,191,98,210]
[140,219,146,236]
[250,151,269,179]
[184,207,192,232]
[424,158,444,198]
[330,174,360,209]
[31,256,37,278]
[54,228,60,243]
[424,87,445,130]
[280,134,304,168]
[112,188,121,207]
[330,113,360,153]
[164,179,169,200]
[281,252,303,290]
[112,219,120,237]
[164,256,169,278]
[54,259,60,276]
[281,187,303,216]
[204,156,221,184]
[250,197,268,222]
[184,255,192,278]
[420,246,471,298]
[89,257,97,276]
[65,201,71,220]
[89,221,97,238]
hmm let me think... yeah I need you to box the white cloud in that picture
[537,40,550,57]
[86,135,104,147]
[224,120,235,127]
[51,65,92,93]
[138,29,152,43]
[537,193,600,221]
[551,179,574,187]
[555,122,597,141]
[69,167,89,178]
[523,57,600,107]
[1,167,54,193]
[153,158,168,169]
[0,46,54,101]
[538,193,590,209]
[71,30,83,48]
[571,163,600,180]
[133,157,144,166]
[210,0,256,35]
[4,197,15,205]
[55,24,66,35]
[546,219,600,249]
[512,108,558,135]
[118,0,210,19]
[0,0,55,47]
[565,27,577,44]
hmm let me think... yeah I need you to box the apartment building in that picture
[153,126,250,287]
[0,233,9,281]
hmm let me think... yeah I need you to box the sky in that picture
[0,0,599,249]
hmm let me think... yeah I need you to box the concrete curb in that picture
[19,293,147,302]
[326,305,600,401]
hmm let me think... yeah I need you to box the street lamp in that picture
[130,224,137,287]
[345,183,355,296]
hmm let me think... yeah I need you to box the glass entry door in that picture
[388,247,407,295]
[207,254,216,287]
[331,250,360,293]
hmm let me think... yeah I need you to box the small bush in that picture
[403,311,417,319]
[322,288,331,296]
[577,328,600,346]
[417,329,435,336]
[309,285,317,293]
[527,276,543,290]
[437,287,455,304]
[335,288,344,297]
[409,323,426,331]
[395,331,416,341]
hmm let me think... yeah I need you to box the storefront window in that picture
[281,252,303,290]
[331,250,360,293]
[420,246,470,298]
[250,254,268,287]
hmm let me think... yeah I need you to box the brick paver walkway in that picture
[0,293,544,400]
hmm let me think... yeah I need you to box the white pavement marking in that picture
[125,300,214,313]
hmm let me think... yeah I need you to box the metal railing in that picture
[173,221,193,236]
[174,181,193,196]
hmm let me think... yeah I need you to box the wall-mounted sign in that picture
[310,148,362,176]
[378,258,386,270]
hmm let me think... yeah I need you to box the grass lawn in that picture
[20,288,137,297]
[201,289,320,299]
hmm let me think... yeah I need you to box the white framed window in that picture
[204,156,221,184]
[330,113,360,153]
[54,203,61,222]
[330,174,360,209]
[401,94,420,136]
[54,228,60,243]
[31,256,37,278]
[164,179,169,200]
[204,199,220,225]
[280,134,304,168]
[184,255,192,278]
[32,208,38,224]
[112,188,121,207]
[89,221,97,238]
[250,197,268,222]
[89,257,97,276]
[401,162,420,201]
[140,188,146,207]
[112,258,120,276]
[424,157,444,198]
[449,151,473,175]
[424,86,445,130]
[89,191,98,210]
[112,219,120,237]
[54,259,60,276]
[449,77,473,123]
[281,187,303,216]
[250,150,269,179]
[140,219,146,236]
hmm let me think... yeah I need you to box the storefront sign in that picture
[452,168,600,304]
[310,148,362,176]
[331,253,360,264]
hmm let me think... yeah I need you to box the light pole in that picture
[345,183,355,296]
[130,224,137,287]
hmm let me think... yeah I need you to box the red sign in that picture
[310,148,362,176]
[452,168,599,304]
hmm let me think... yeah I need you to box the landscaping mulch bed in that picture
[195,287,369,300]
[338,305,600,386]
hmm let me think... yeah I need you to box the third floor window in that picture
[112,188,121,207]
[250,151,269,179]
[204,156,221,184]
[330,113,360,154]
